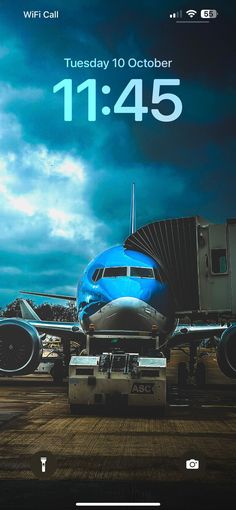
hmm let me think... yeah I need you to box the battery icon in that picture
[201,9,218,18]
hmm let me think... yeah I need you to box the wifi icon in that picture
[186,9,197,18]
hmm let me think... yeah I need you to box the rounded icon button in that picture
[30,450,57,479]
[178,450,206,476]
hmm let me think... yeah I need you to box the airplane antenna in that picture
[130,182,136,234]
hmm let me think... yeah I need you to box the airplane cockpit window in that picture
[92,268,99,282]
[93,266,161,280]
[92,268,103,282]
[103,267,127,277]
[130,267,154,278]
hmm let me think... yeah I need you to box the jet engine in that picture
[0,318,43,376]
[217,325,236,378]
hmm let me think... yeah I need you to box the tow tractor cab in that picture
[69,330,166,412]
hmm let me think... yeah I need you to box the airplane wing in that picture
[168,323,229,347]
[19,299,84,339]
[20,290,76,301]
[25,319,83,339]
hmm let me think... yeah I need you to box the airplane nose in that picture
[98,278,172,319]
[87,296,168,333]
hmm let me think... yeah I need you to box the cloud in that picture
[0,103,108,305]
[1,266,22,275]
[0,108,100,235]
[0,82,44,106]
[0,0,235,308]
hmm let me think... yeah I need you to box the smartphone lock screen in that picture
[0,1,235,509]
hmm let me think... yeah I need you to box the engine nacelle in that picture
[217,325,236,378]
[0,318,43,376]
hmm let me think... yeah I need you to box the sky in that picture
[0,0,235,306]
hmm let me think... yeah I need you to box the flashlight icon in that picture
[40,456,47,473]
[31,451,57,478]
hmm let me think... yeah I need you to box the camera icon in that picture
[186,459,200,470]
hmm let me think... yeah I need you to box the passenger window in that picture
[103,267,127,277]
[211,249,228,274]
[130,267,154,278]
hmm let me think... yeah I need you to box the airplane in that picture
[0,184,235,384]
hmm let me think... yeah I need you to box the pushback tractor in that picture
[69,330,166,413]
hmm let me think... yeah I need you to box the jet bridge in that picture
[125,216,236,320]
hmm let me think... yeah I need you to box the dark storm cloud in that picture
[0,0,235,306]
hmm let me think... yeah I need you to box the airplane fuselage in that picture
[77,245,175,338]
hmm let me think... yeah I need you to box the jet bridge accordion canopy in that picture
[124,217,199,312]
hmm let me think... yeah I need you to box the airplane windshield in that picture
[103,267,127,277]
[92,268,103,282]
[130,267,154,278]
[92,266,157,280]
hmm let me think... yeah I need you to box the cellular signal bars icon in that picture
[170,10,182,19]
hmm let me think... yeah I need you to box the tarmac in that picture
[0,351,236,483]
